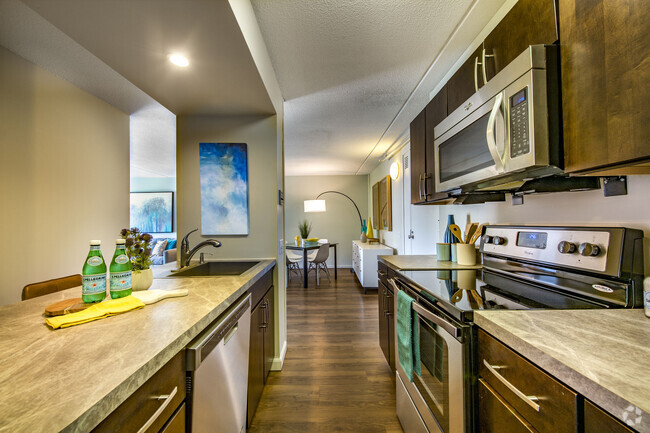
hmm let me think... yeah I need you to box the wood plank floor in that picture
[248,268,404,433]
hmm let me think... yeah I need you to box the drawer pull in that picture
[137,386,178,433]
[483,360,540,412]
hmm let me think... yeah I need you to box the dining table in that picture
[286,241,338,288]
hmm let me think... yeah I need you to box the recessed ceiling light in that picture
[168,54,189,67]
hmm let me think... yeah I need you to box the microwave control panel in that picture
[509,87,530,157]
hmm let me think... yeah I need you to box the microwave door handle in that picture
[486,92,506,173]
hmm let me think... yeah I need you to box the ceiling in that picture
[251,0,506,176]
[21,0,275,117]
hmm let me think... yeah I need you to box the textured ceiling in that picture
[22,0,275,117]
[252,0,505,176]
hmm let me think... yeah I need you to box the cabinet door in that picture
[560,0,650,174]
[447,46,484,114]
[483,0,558,81]
[585,400,635,433]
[386,286,395,371]
[247,301,265,426]
[378,282,390,366]
[160,403,185,433]
[478,379,537,433]
[424,85,449,201]
[410,110,427,204]
[263,287,275,382]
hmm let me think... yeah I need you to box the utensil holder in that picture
[456,244,476,266]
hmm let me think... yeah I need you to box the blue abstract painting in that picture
[199,143,249,235]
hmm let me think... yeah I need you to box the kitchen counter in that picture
[379,254,481,270]
[474,309,650,432]
[0,259,275,433]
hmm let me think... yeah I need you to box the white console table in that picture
[352,240,393,293]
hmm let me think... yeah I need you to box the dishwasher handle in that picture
[186,293,251,371]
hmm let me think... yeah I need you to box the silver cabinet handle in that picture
[137,386,178,433]
[482,48,494,85]
[474,56,480,92]
[259,301,267,329]
[483,360,540,412]
[486,92,506,173]
[423,173,431,198]
[418,174,424,200]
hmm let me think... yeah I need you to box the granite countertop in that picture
[474,309,650,432]
[0,259,275,433]
[379,254,482,270]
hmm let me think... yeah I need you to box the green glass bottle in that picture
[109,239,132,299]
[82,240,107,303]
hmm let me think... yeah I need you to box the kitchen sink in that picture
[169,261,260,277]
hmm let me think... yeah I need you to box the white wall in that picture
[0,45,130,305]
[285,175,368,268]
[177,115,278,260]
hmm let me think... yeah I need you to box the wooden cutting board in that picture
[44,298,92,316]
[131,289,189,304]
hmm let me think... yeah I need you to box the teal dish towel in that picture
[397,290,421,381]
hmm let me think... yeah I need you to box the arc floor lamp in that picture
[304,191,363,233]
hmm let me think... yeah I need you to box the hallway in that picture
[248,268,404,433]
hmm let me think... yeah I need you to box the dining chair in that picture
[22,274,82,301]
[308,238,329,260]
[308,243,330,285]
[286,253,302,281]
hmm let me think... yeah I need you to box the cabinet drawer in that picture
[93,351,186,433]
[478,379,537,433]
[478,330,578,433]
[584,400,636,433]
[160,403,186,433]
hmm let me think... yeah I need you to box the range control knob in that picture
[557,241,577,254]
[483,235,494,244]
[493,236,507,246]
[578,243,600,257]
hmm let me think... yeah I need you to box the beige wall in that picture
[0,46,130,306]
[177,115,278,260]
[285,175,369,268]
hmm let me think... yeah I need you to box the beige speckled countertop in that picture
[0,259,275,433]
[379,254,482,270]
[475,309,650,432]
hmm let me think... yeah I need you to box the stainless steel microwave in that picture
[434,45,563,192]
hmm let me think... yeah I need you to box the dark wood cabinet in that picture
[478,379,537,433]
[377,262,395,371]
[160,403,186,433]
[410,86,453,205]
[560,0,650,174]
[247,281,275,426]
[483,0,558,82]
[585,400,636,433]
[447,46,484,114]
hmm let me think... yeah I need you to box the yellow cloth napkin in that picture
[45,296,146,329]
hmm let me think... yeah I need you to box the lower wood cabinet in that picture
[247,283,275,426]
[377,262,396,371]
[585,400,636,433]
[478,379,537,433]
[92,351,186,433]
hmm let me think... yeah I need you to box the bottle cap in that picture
[90,240,101,245]
[116,239,126,244]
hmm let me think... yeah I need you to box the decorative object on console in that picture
[120,228,154,291]
[378,176,392,231]
[199,143,249,235]
[129,192,173,233]
[304,190,364,235]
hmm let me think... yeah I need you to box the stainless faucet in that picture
[180,228,222,268]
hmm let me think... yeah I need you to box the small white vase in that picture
[132,268,153,291]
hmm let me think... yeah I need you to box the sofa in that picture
[151,238,177,266]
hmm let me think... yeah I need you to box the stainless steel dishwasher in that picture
[186,293,251,433]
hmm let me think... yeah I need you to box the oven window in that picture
[414,315,450,433]
[438,112,494,183]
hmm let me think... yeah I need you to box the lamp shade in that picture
[304,199,326,213]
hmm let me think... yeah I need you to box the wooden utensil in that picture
[131,289,189,305]
[466,223,479,244]
[44,298,91,316]
[448,224,464,243]
[468,224,486,245]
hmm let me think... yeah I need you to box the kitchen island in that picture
[475,309,650,432]
[0,259,275,433]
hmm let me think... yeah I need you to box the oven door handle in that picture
[412,302,462,339]
[486,91,506,173]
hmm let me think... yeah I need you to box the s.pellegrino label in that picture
[110,271,132,291]
[82,274,107,294]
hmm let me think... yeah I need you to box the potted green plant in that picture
[298,220,312,245]
[120,227,154,291]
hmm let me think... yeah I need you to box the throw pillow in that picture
[152,239,168,257]
[166,239,177,250]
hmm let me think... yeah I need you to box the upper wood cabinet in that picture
[447,46,484,114]
[560,0,650,174]
[410,109,426,204]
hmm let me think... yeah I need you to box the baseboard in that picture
[270,339,287,371]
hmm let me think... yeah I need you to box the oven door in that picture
[393,281,470,433]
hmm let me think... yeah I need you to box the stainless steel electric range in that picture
[390,225,645,433]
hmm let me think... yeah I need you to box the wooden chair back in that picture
[22,274,82,301]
